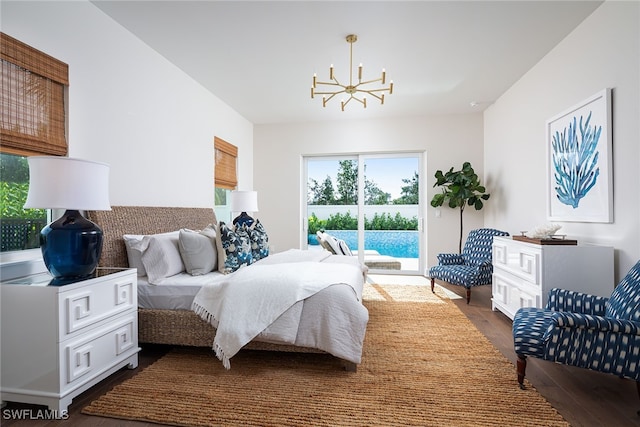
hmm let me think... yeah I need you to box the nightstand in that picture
[1,268,139,414]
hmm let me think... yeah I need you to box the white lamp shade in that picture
[230,190,258,213]
[24,156,111,211]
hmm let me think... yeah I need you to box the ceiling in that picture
[91,1,602,125]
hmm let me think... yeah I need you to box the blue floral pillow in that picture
[216,221,253,274]
[249,220,269,261]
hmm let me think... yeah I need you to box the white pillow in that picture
[123,234,147,276]
[178,225,218,276]
[323,232,342,255]
[140,231,184,284]
[337,239,352,256]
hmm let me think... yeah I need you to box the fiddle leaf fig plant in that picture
[430,162,490,253]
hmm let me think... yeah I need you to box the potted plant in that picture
[430,162,490,253]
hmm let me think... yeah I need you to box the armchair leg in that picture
[517,354,527,390]
[636,381,640,416]
[466,288,471,304]
[430,277,435,293]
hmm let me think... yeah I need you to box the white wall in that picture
[484,1,640,280]
[254,114,486,266]
[1,0,254,208]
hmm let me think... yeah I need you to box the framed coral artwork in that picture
[546,88,612,222]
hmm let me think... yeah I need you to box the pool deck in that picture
[352,250,419,272]
[308,245,419,272]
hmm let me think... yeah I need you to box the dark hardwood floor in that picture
[2,280,638,426]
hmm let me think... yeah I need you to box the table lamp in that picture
[24,156,111,282]
[230,190,258,227]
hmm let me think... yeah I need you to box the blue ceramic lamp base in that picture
[40,209,103,282]
[232,212,255,228]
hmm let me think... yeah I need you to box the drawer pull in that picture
[519,253,534,273]
[115,323,135,355]
[68,344,92,382]
[70,294,91,320]
[115,281,133,306]
[494,245,507,264]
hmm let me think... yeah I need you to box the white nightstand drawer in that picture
[60,275,136,339]
[62,313,138,389]
[493,241,540,284]
[492,271,541,319]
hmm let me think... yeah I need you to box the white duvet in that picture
[192,249,368,369]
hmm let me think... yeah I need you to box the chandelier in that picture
[311,34,393,111]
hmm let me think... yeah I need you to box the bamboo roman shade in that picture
[214,136,237,190]
[1,32,68,156]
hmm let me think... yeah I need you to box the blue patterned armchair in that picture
[513,260,640,410]
[428,228,509,304]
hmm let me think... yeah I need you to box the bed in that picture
[87,206,369,370]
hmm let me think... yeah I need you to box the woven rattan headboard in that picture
[87,206,218,268]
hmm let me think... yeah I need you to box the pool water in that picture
[310,230,418,258]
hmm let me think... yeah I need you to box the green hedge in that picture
[308,211,417,235]
[0,181,46,219]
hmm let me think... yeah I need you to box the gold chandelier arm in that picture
[356,77,383,86]
[363,87,390,94]
[315,80,344,88]
[323,92,341,107]
[341,95,367,111]
[363,91,385,104]
[314,88,347,95]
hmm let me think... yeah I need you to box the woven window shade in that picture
[1,33,68,156]
[214,136,238,190]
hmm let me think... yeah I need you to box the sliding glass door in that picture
[305,153,423,274]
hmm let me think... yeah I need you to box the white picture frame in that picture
[546,88,612,223]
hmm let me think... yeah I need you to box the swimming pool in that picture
[309,230,418,258]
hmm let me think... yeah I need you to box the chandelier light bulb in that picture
[311,34,393,111]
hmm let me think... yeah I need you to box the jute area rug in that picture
[82,283,568,426]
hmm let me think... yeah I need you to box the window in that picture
[1,33,68,254]
[0,153,48,251]
[305,153,424,274]
[214,136,238,223]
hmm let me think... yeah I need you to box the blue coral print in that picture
[551,111,601,208]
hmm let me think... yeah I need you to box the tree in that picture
[365,178,390,205]
[336,160,358,205]
[0,154,29,183]
[308,176,336,205]
[430,162,490,253]
[394,171,419,204]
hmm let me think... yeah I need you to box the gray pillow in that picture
[178,225,218,276]
[141,231,184,284]
[123,234,147,276]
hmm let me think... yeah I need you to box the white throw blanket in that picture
[192,258,363,369]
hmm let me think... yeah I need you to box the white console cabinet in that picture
[491,236,614,320]
[1,268,139,414]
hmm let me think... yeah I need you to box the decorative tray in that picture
[512,235,577,245]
